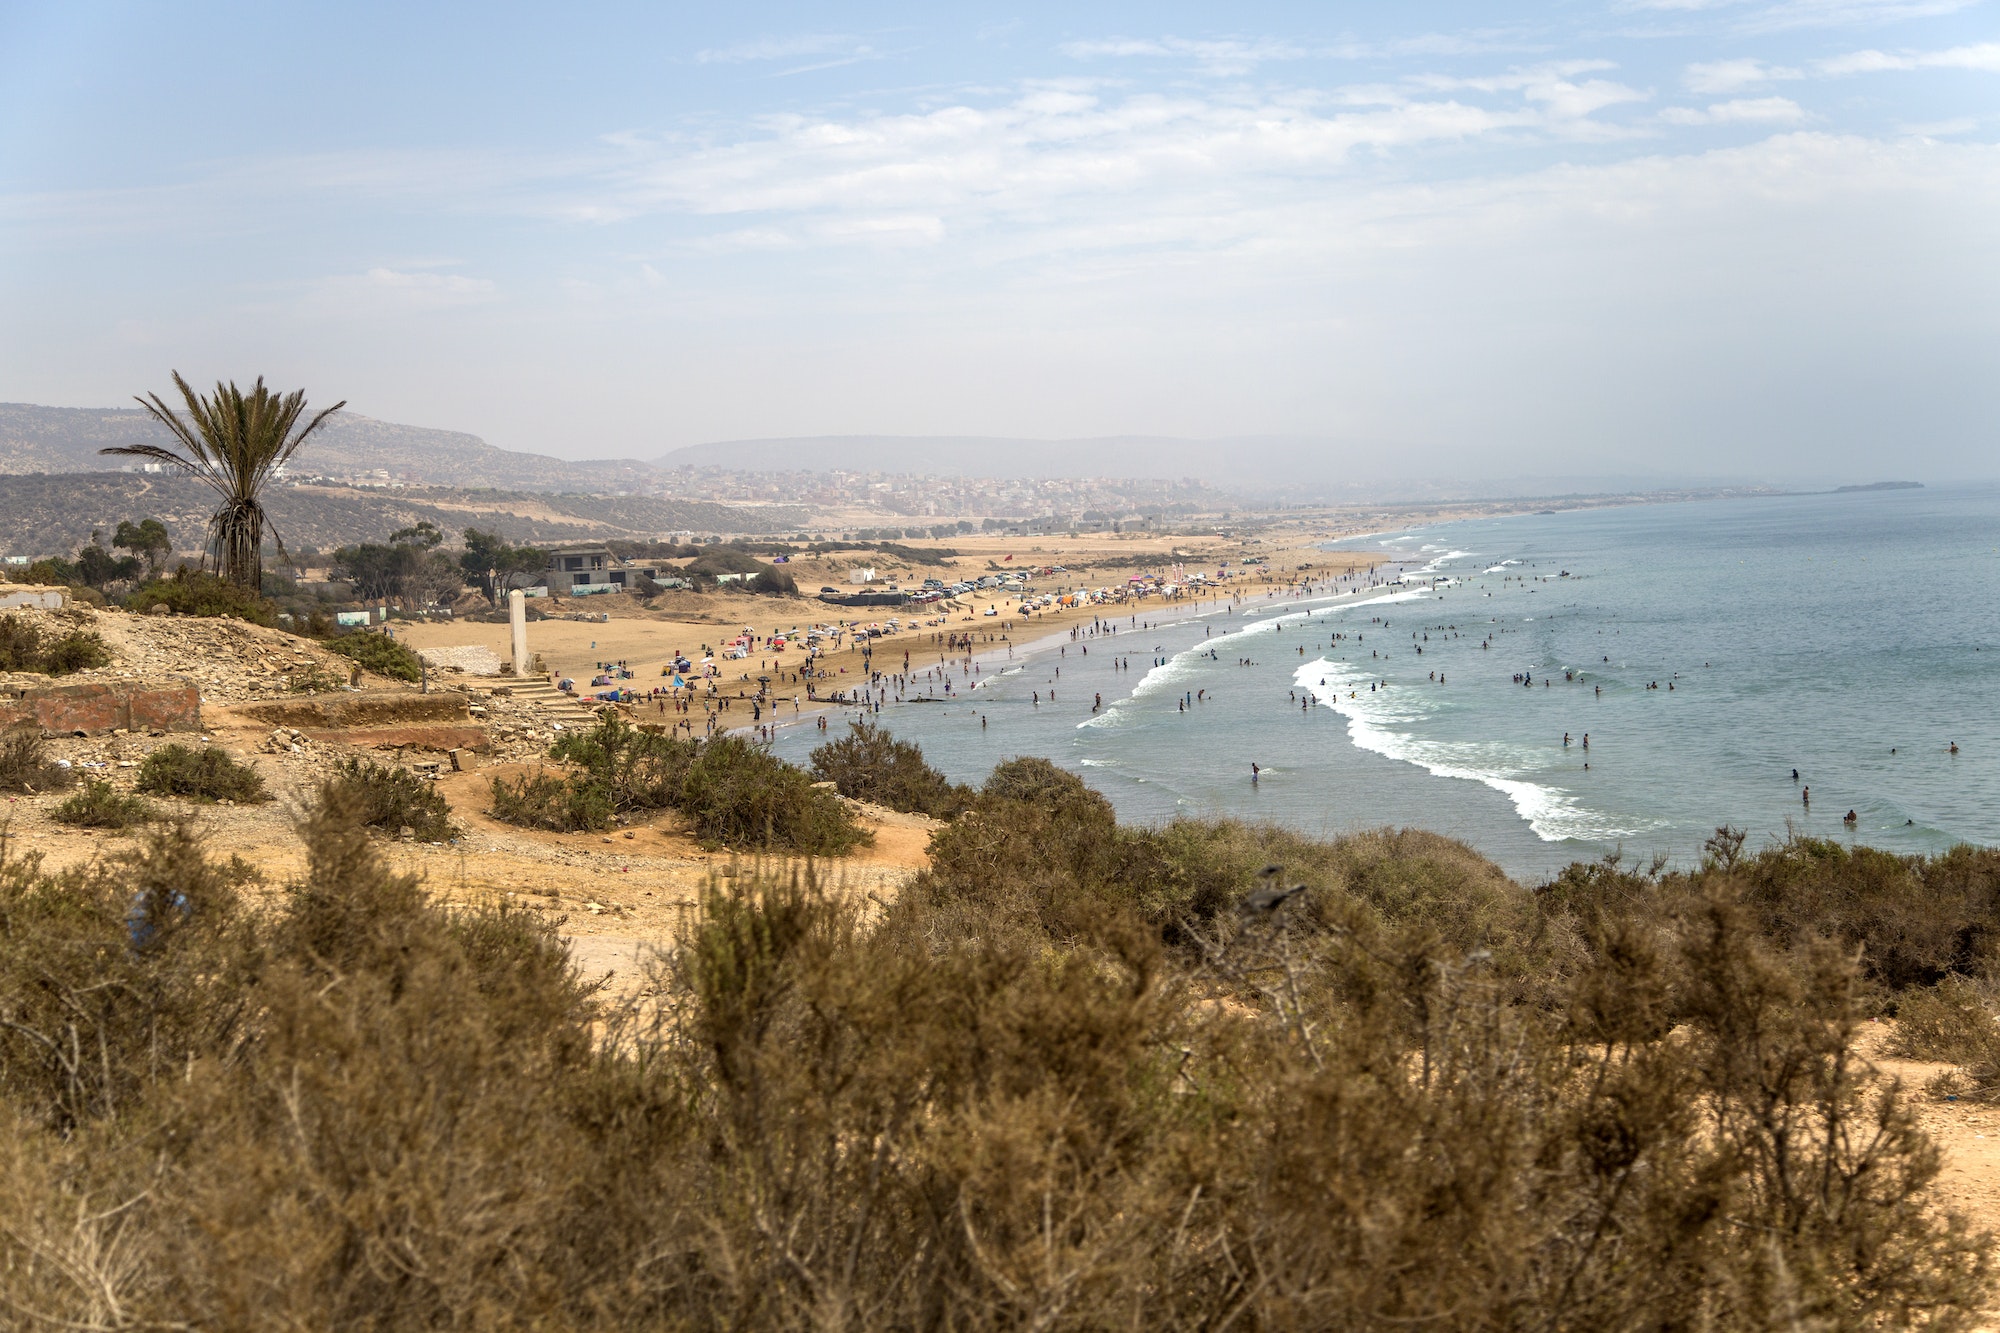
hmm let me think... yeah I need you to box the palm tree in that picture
[105,372,345,591]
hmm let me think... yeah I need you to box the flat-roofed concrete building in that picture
[536,546,663,595]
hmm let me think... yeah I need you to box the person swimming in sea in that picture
[1844,809,1858,825]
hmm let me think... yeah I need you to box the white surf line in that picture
[1076,583,1431,730]
[1295,656,1655,844]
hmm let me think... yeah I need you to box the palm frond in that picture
[111,371,344,589]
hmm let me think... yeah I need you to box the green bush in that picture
[324,758,457,841]
[489,770,614,833]
[0,614,110,676]
[809,720,971,817]
[492,716,868,855]
[679,734,868,854]
[52,778,156,829]
[126,570,276,624]
[135,743,271,804]
[550,715,696,812]
[323,630,423,682]
[0,731,76,793]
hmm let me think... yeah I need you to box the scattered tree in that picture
[114,518,174,576]
[459,528,548,605]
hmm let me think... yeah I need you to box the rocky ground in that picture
[3,604,932,1007]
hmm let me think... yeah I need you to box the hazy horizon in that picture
[3,1,1996,488]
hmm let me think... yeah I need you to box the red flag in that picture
[1004,553,1013,561]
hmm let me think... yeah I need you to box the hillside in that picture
[0,402,661,493]
[654,434,1255,483]
[0,473,807,559]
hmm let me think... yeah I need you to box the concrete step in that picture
[503,680,603,723]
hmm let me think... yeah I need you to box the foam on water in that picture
[776,488,2000,880]
[1296,657,1652,844]
[1080,586,1425,730]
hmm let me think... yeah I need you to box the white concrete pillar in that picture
[509,589,529,677]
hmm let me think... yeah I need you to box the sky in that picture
[1,0,1996,486]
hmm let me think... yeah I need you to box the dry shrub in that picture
[1890,975,2000,1086]
[1726,838,2000,989]
[489,768,614,832]
[550,712,695,812]
[323,629,423,682]
[0,613,109,676]
[497,717,868,855]
[124,569,275,624]
[680,734,869,854]
[808,719,972,817]
[325,756,457,841]
[0,731,75,794]
[134,743,269,804]
[52,778,155,829]
[0,789,1991,1329]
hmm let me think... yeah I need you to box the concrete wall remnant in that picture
[0,586,66,611]
[0,679,200,735]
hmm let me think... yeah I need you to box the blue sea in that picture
[770,486,2000,881]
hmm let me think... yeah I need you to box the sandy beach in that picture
[390,526,1399,707]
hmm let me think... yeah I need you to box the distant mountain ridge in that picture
[0,472,806,560]
[654,434,1263,483]
[0,402,659,494]
[652,435,1783,504]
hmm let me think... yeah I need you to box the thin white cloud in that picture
[696,34,870,65]
[1739,0,1979,31]
[1620,0,1978,33]
[1684,57,1804,92]
[1411,61,1650,126]
[1057,31,1536,72]
[1898,115,1980,135]
[1816,41,2000,74]
[1660,95,1809,123]
[1058,35,1320,76]
[305,267,497,317]
[597,84,1573,232]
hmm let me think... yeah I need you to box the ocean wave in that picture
[1296,659,1650,844]
[1074,585,1426,732]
